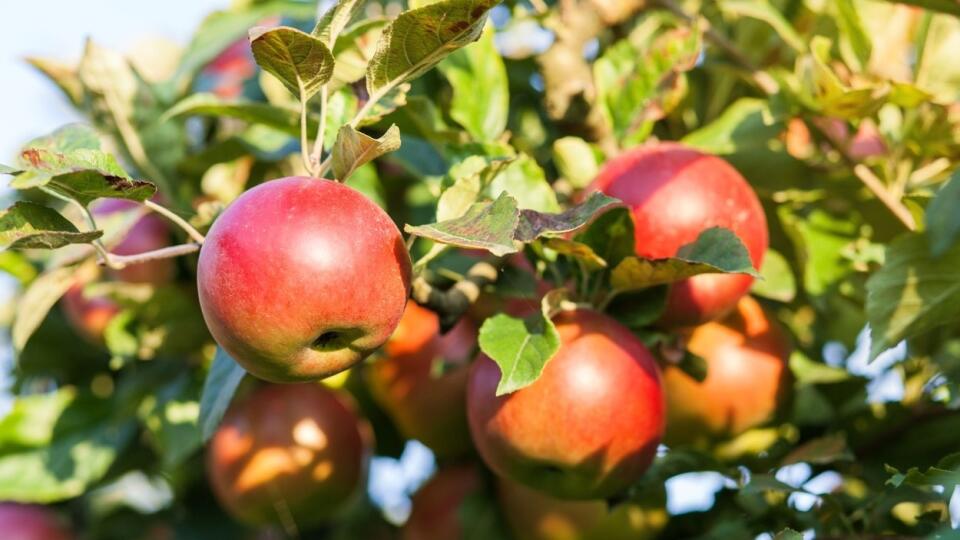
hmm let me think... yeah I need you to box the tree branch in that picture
[143,200,206,244]
[410,261,500,331]
[100,243,201,270]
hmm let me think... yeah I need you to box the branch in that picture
[309,84,330,173]
[100,243,202,270]
[410,261,499,331]
[143,200,206,244]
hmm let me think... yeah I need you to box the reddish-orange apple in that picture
[467,309,664,500]
[663,295,791,445]
[402,465,482,540]
[207,383,371,528]
[0,503,73,540]
[197,177,412,382]
[366,301,477,457]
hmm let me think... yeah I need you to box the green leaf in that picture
[25,56,84,107]
[594,26,701,143]
[514,192,622,242]
[436,157,516,222]
[0,251,38,285]
[438,24,508,141]
[0,389,135,503]
[927,169,960,257]
[140,374,201,469]
[170,1,318,89]
[366,0,499,96]
[12,266,79,353]
[574,207,635,269]
[866,233,960,360]
[20,123,102,154]
[789,351,851,385]
[718,0,805,53]
[489,155,559,213]
[773,529,804,540]
[459,491,512,540]
[886,453,960,489]
[161,93,307,136]
[610,227,759,292]
[0,164,19,175]
[405,192,520,256]
[833,0,872,71]
[478,311,561,395]
[249,26,335,100]
[542,238,607,271]
[0,202,102,250]
[199,348,247,443]
[781,433,854,465]
[683,98,782,154]
[751,249,796,302]
[12,149,155,205]
[313,0,364,47]
[331,124,402,181]
[552,137,599,189]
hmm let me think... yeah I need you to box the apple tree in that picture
[2,0,960,538]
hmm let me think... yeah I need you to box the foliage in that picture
[2,0,960,538]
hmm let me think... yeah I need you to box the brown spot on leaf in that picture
[471,5,487,19]
[448,21,470,34]
[21,149,42,167]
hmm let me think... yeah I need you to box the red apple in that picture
[0,503,73,540]
[366,301,477,457]
[61,284,121,343]
[498,478,667,540]
[467,309,664,500]
[402,465,482,540]
[588,142,768,327]
[201,38,257,99]
[207,383,372,528]
[663,295,790,445]
[197,177,412,382]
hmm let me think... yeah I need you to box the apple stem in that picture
[97,243,202,270]
[411,261,499,331]
[142,199,206,244]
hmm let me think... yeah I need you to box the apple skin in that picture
[588,142,768,327]
[197,177,412,382]
[207,383,372,528]
[366,301,477,458]
[0,503,74,540]
[61,285,122,343]
[663,295,791,445]
[402,465,482,540]
[498,479,667,540]
[467,309,664,500]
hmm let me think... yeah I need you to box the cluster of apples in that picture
[52,135,788,536]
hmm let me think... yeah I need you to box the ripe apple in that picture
[467,309,664,500]
[498,478,667,540]
[197,177,412,382]
[588,142,768,327]
[0,503,73,540]
[207,383,372,528]
[663,295,791,445]
[366,301,477,457]
[402,465,482,540]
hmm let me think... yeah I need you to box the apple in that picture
[663,295,791,445]
[207,383,372,528]
[61,199,172,342]
[498,478,667,540]
[467,309,664,500]
[366,301,477,457]
[197,177,412,382]
[200,38,257,99]
[588,142,768,327]
[402,465,481,540]
[0,503,73,540]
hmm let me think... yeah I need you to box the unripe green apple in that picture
[498,478,668,540]
[366,301,477,457]
[207,383,372,528]
[588,143,768,327]
[197,177,412,382]
[0,503,73,540]
[402,465,482,540]
[663,295,791,445]
[467,309,664,500]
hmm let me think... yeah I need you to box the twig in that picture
[298,79,313,176]
[309,84,330,175]
[854,164,917,231]
[529,0,548,14]
[654,0,779,95]
[143,199,206,244]
[100,243,202,270]
[410,261,499,331]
